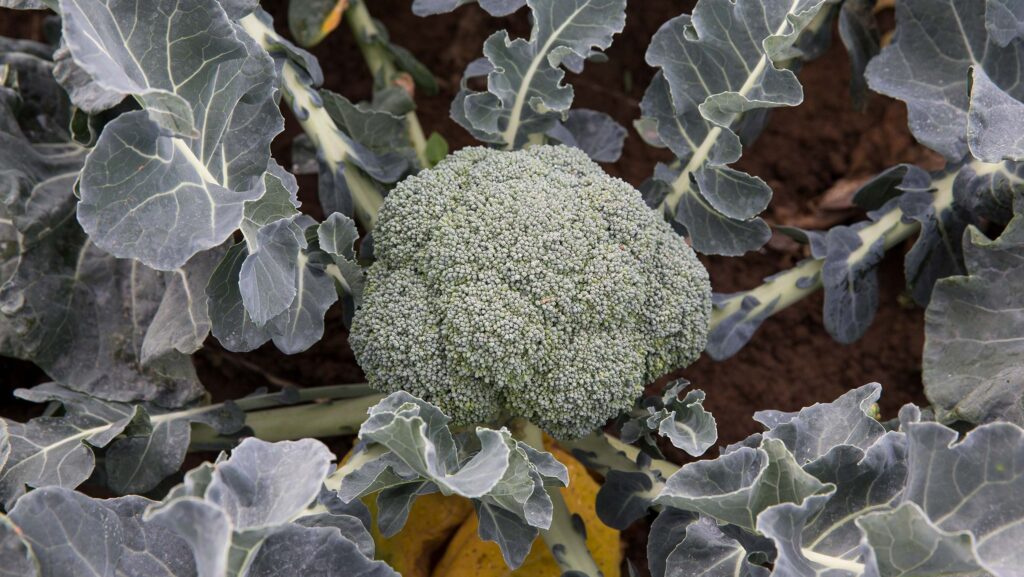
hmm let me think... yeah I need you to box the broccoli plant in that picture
[0,0,1022,576]
[350,145,710,439]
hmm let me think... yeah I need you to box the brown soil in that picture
[2,1,941,572]
[251,0,939,447]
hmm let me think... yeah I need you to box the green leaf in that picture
[641,0,833,255]
[756,383,886,465]
[664,516,769,577]
[620,379,717,458]
[758,434,909,575]
[545,109,626,163]
[424,131,449,167]
[857,502,986,577]
[0,129,206,406]
[452,0,626,147]
[657,438,829,531]
[340,392,568,566]
[900,422,1024,574]
[866,0,1024,161]
[923,210,1024,425]
[141,438,395,577]
[0,383,244,507]
[65,0,283,270]
[318,212,366,309]
[240,163,302,252]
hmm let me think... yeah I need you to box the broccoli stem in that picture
[187,384,380,450]
[239,14,385,229]
[705,164,970,360]
[657,7,835,218]
[189,392,383,449]
[704,186,937,356]
[322,443,390,494]
[560,433,678,490]
[513,420,605,577]
[344,0,431,169]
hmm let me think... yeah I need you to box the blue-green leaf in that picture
[641,0,833,255]
[923,209,1024,425]
[866,0,1024,162]
[452,0,626,148]
[66,0,283,270]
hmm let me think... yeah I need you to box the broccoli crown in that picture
[350,145,711,439]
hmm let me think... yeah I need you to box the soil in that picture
[1,1,943,573]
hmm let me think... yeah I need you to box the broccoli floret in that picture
[350,145,711,439]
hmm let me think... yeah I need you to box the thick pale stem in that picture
[240,13,385,228]
[189,393,383,448]
[323,443,389,493]
[560,433,679,488]
[708,165,972,337]
[344,0,431,168]
[299,443,389,520]
[801,549,866,574]
[514,421,604,577]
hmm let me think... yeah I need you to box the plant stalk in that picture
[705,163,1007,358]
[561,433,679,487]
[189,392,383,449]
[239,14,385,229]
[344,0,431,168]
[514,421,604,577]
[658,5,835,218]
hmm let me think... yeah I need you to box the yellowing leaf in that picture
[288,0,350,48]
[431,443,621,577]
[369,492,474,577]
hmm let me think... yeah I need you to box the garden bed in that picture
[2,0,933,445]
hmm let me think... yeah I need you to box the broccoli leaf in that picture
[0,86,218,406]
[852,422,1024,576]
[1,440,391,577]
[209,216,339,355]
[452,0,626,149]
[545,108,627,163]
[866,0,1024,162]
[338,392,568,567]
[857,502,986,577]
[640,0,834,255]
[650,385,1024,577]
[619,379,718,458]
[755,383,886,465]
[318,212,367,314]
[412,0,525,16]
[657,438,829,531]
[923,207,1024,425]
[758,433,909,575]
[10,488,129,577]
[665,516,769,577]
[64,0,283,271]
[240,164,302,252]
[901,422,1024,573]
[144,438,395,577]
[0,383,245,508]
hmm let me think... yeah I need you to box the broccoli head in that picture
[350,145,711,439]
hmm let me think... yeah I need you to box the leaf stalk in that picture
[514,421,605,577]
[344,0,431,168]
